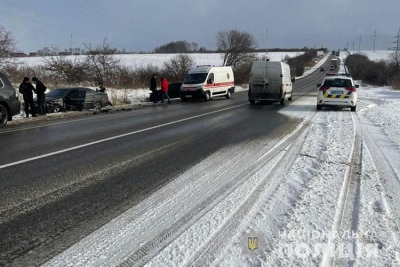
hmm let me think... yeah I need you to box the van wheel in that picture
[351,106,356,112]
[249,100,255,105]
[280,95,286,106]
[288,94,293,101]
[204,91,211,101]
[0,104,9,128]
[317,105,322,110]
[226,90,232,99]
[181,97,188,102]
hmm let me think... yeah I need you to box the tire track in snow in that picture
[117,118,315,267]
[188,118,312,267]
[358,115,400,265]
[321,112,363,267]
[262,110,355,266]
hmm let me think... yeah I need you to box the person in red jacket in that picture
[160,77,171,104]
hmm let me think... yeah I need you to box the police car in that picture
[316,76,359,112]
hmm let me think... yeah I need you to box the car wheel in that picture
[204,91,211,101]
[280,95,286,105]
[288,93,293,101]
[351,106,356,112]
[53,105,63,113]
[317,105,322,110]
[249,100,255,105]
[226,90,232,99]
[93,102,102,110]
[181,97,188,102]
[0,104,9,128]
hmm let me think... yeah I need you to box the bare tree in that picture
[85,39,121,84]
[163,54,195,82]
[216,29,257,67]
[0,25,17,71]
[42,47,89,86]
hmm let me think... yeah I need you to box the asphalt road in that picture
[0,57,331,267]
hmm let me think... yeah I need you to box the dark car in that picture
[320,67,325,72]
[44,87,111,113]
[168,83,182,99]
[0,72,20,127]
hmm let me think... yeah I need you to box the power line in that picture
[54,0,164,42]
[61,0,166,42]
[0,8,100,42]
[80,0,167,39]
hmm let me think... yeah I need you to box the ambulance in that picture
[180,66,235,101]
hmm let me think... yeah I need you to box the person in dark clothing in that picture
[150,74,158,103]
[97,82,106,93]
[19,77,36,118]
[32,77,47,115]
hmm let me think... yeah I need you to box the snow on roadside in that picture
[357,85,400,149]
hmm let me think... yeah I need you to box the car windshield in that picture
[46,89,68,98]
[324,79,352,87]
[183,73,208,84]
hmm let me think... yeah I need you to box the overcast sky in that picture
[1,0,399,53]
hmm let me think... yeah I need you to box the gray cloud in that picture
[0,0,399,53]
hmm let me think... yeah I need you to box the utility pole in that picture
[346,42,349,51]
[393,28,400,67]
[358,35,362,52]
[372,30,378,52]
[265,29,269,60]
[70,34,73,55]
[352,41,355,52]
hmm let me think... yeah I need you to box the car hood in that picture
[45,96,62,102]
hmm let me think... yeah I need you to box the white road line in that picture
[0,104,246,170]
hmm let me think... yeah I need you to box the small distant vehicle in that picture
[320,67,325,72]
[338,72,352,78]
[248,61,295,105]
[44,87,111,113]
[180,66,234,101]
[0,72,20,127]
[316,76,359,112]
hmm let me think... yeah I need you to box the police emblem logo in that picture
[248,237,258,251]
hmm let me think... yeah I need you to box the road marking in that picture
[0,104,246,170]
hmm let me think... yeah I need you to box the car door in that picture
[63,89,77,109]
[84,88,96,109]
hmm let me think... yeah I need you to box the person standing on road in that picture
[160,77,171,104]
[32,77,47,116]
[150,74,158,103]
[19,77,37,118]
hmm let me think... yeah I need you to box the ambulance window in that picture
[207,73,214,84]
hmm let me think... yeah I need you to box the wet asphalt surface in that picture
[0,58,331,266]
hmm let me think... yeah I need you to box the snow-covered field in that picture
[43,78,400,266]
[347,50,393,61]
[16,52,303,69]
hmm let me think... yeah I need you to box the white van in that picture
[248,61,295,105]
[180,66,234,101]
